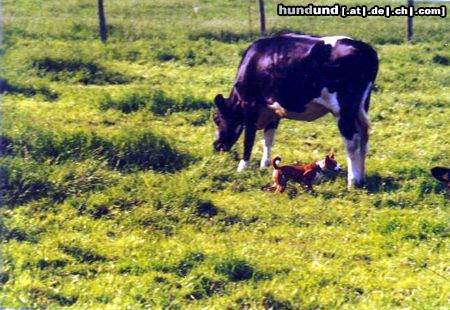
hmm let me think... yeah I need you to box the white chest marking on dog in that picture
[315,87,340,116]
[334,164,341,172]
[316,159,325,170]
[322,35,352,47]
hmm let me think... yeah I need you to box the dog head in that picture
[431,167,450,191]
[323,153,340,172]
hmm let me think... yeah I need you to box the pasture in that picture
[1,0,449,308]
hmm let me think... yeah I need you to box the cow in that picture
[213,34,378,188]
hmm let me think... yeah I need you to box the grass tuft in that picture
[262,293,293,310]
[215,257,254,282]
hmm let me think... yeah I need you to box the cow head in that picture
[213,94,243,152]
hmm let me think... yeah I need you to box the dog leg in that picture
[275,175,287,193]
[261,182,277,192]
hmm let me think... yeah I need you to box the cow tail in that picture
[272,155,282,170]
[358,82,373,129]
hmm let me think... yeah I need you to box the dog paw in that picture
[237,160,249,172]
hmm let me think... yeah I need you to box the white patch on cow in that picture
[268,101,288,117]
[315,87,340,116]
[261,129,276,168]
[282,34,315,39]
[237,159,249,172]
[322,35,352,47]
[269,100,328,122]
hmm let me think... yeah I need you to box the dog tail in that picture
[272,155,282,170]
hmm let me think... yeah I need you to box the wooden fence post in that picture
[258,0,266,36]
[98,0,107,43]
[407,0,414,41]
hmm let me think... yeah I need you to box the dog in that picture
[431,167,450,192]
[262,153,340,193]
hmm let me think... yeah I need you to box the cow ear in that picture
[214,94,227,112]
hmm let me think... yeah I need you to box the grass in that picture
[1,0,449,308]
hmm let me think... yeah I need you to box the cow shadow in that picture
[364,173,400,193]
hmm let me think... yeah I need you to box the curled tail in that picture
[272,155,282,170]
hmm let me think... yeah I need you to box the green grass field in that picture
[1,0,449,308]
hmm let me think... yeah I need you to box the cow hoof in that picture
[260,158,271,168]
[237,160,249,172]
[355,181,365,188]
[347,179,365,189]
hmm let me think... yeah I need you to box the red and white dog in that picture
[263,153,340,193]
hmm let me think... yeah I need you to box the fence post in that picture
[98,0,107,43]
[248,1,253,37]
[407,0,414,41]
[258,0,266,36]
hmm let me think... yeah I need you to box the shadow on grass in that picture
[0,78,59,101]
[32,57,135,85]
[3,128,193,173]
[99,90,211,115]
[188,30,255,43]
[364,173,400,193]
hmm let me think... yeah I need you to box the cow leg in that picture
[260,120,279,168]
[237,123,257,172]
[341,129,367,188]
[338,84,372,188]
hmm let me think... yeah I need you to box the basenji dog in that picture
[431,167,450,192]
[262,153,340,193]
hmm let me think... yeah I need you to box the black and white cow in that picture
[213,34,378,187]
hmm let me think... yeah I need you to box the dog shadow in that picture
[260,182,317,199]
